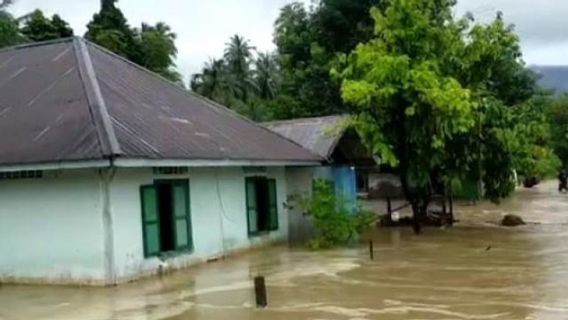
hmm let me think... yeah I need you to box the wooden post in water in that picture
[369,240,374,260]
[254,276,268,308]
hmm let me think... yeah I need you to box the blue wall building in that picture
[266,116,377,213]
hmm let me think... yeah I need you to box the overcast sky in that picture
[9,0,568,83]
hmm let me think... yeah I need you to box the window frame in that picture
[245,176,279,237]
[140,185,161,258]
[140,179,193,259]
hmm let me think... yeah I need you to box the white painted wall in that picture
[111,166,294,282]
[0,170,106,284]
[0,166,312,284]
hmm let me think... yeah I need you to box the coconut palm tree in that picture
[224,34,254,77]
[254,52,279,100]
[191,58,234,105]
[223,34,257,102]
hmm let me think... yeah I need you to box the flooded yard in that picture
[2,182,568,320]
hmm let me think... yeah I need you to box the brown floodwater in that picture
[2,182,568,320]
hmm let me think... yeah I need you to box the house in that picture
[0,37,321,286]
[265,116,379,212]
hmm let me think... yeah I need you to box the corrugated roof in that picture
[264,115,349,160]
[0,38,321,167]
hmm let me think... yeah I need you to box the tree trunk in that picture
[449,190,454,225]
[411,202,421,234]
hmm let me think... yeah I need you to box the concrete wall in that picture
[0,170,106,284]
[286,167,315,243]
[110,166,293,282]
[0,166,311,285]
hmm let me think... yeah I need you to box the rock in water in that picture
[501,214,526,227]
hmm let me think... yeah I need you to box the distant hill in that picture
[532,66,568,94]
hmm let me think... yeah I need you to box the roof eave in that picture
[0,160,112,173]
[113,158,322,168]
[0,158,321,173]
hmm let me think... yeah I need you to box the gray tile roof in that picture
[0,37,321,167]
[264,115,349,161]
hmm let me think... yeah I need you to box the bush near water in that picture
[297,179,374,250]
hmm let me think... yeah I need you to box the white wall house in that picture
[0,166,313,285]
[0,38,320,285]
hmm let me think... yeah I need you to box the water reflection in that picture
[1,182,568,320]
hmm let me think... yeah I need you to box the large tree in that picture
[336,0,544,233]
[254,52,279,101]
[224,34,255,102]
[85,0,139,60]
[20,9,73,42]
[547,95,568,168]
[272,0,384,119]
[85,0,181,83]
[191,58,234,106]
[137,22,181,82]
[0,0,23,48]
[192,34,276,121]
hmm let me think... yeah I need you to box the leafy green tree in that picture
[85,0,181,82]
[273,2,339,119]
[547,95,568,168]
[335,0,542,232]
[272,0,384,119]
[85,0,138,58]
[0,0,23,48]
[20,10,73,42]
[85,0,138,60]
[311,0,385,54]
[137,22,181,83]
[0,12,21,47]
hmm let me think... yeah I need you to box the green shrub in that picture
[299,179,374,250]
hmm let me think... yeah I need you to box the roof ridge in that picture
[85,39,322,161]
[72,37,121,157]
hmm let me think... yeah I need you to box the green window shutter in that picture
[268,179,279,231]
[140,185,160,257]
[172,180,192,251]
[246,178,258,234]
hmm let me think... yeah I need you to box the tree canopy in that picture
[191,34,279,121]
[272,0,384,119]
[86,0,181,83]
[546,95,568,168]
[335,0,549,232]
[0,0,23,48]
[20,10,73,42]
[190,0,385,121]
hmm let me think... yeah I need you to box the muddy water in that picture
[2,182,568,320]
